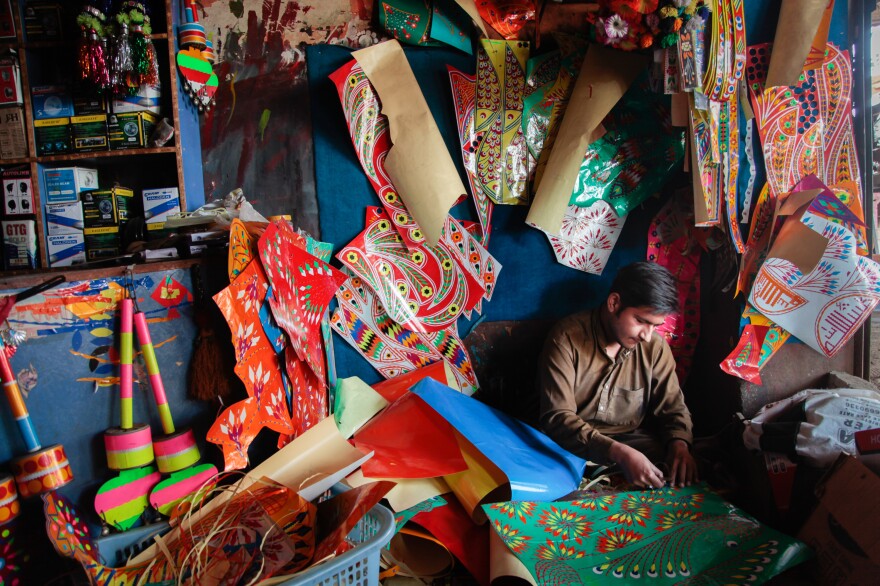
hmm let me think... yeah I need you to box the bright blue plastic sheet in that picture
[411,378,586,501]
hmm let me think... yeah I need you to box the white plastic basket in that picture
[276,496,395,586]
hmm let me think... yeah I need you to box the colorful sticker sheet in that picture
[749,190,880,357]
[484,484,810,584]
[449,65,494,245]
[207,397,262,471]
[378,0,471,54]
[548,201,626,275]
[338,207,485,333]
[475,39,531,206]
[228,218,256,281]
[259,220,347,387]
[747,43,860,200]
[524,37,587,189]
[646,202,701,385]
[572,78,685,218]
[331,270,480,394]
[702,0,746,102]
[331,60,426,250]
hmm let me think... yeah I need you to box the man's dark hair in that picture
[609,261,679,314]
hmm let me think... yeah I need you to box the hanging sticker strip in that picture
[338,207,485,334]
[449,66,494,245]
[331,272,479,395]
[722,96,744,252]
[284,346,327,437]
[740,117,756,223]
[475,39,530,206]
[647,202,701,385]
[547,201,626,275]
[259,220,347,387]
[747,43,860,200]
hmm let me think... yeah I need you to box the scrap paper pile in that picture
[210,217,347,470]
[328,41,501,393]
[333,365,810,584]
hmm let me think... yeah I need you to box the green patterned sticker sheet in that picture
[570,76,685,218]
[483,484,811,584]
[379,0,472,53]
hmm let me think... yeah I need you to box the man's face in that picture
[606,296,669,349]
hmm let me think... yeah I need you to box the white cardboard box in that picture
[47,232,85,267]
[143,187,180,230]
[46,201,84,235]
[43,166,99,203]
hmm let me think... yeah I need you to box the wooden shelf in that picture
[0,156,30,165]
[0,257,203,289]
[36,147,178,164]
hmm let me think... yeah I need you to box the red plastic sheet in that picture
[354,392,467,479]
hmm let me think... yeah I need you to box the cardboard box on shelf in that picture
[47,232,85,267]
[0,106,26,159]
[31,85,74,119]
[34,117,71,156]
[83,226,119,260]
[109,111,158,149]
[43,167,98,203]
[70,113,108,152]
[111,82,161,115]
[81,186,133,228]
[143,187,179,231]
[72,88,107,116]
[24,1,63,41]
[2,218,36,269]
[46,201,84,235]
[2,166,33,216]
[798,455,880,585]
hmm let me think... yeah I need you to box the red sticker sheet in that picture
[259,220,347,387]
[338,207,484,333]
[331,60,425,249]
[331,272,479,395]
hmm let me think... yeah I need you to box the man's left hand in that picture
[666,440,698,488]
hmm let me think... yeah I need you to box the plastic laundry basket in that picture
[277,495,395,586]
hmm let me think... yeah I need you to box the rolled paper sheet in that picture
[0,475,20,526]
[104,424,154,470]
[0,339,40,452]
[12,444,73,498]
[119,298,133,430]
[133,310,175,435]
[153,428,200,474]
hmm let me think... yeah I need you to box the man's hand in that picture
[666,439,698,488]
[608,441,665,489]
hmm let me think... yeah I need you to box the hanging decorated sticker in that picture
[331,271,479,395]
[207,397,261,471]
[338,207,484,334]
[747,43,860,200]
[475,39,531,206]
[330,60,426,250]
[548,201,627,276]
[259,220,347,387]
[449,66,494,245]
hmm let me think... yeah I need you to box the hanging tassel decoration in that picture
[75,4,108,88]
[111,21,134,94]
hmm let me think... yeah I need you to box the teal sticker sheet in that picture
[570,76,685,218]
[483,484,811,584]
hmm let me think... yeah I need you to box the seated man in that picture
[538,261,697,489]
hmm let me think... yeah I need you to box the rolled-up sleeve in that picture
[538,329,615,463]
[647,341,693,447]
